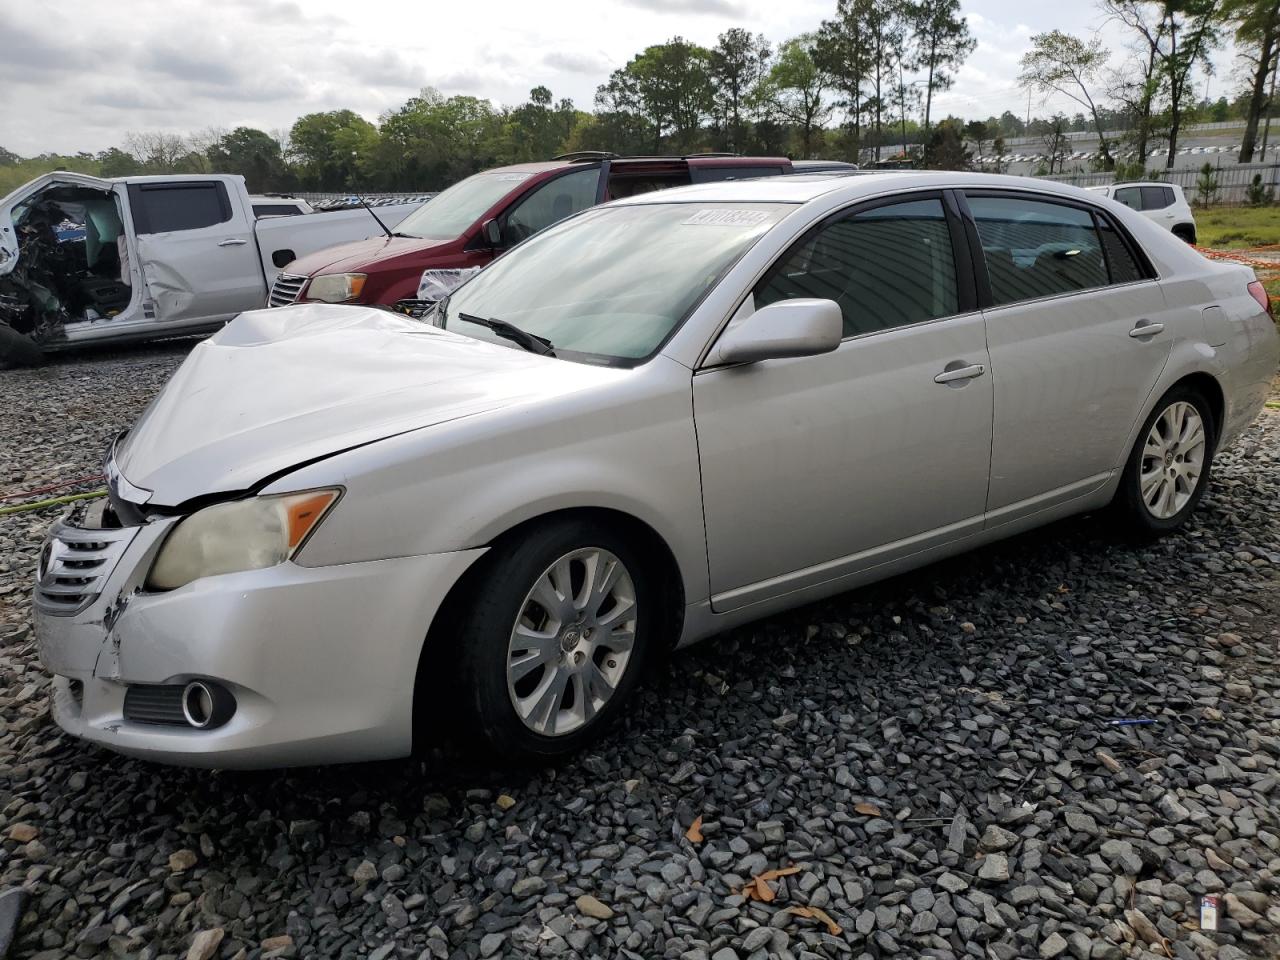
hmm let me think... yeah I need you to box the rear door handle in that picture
[1128,321,1164,338]
[218,238,249,247]
[934,363,986,384]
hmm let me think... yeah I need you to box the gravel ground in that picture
[1,344,1278,960]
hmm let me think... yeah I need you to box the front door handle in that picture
[934,362,986,384]
[1128,320,1164,338]
[218,238,249,247]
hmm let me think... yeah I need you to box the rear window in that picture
[1096,215,1146,284]
[967,194,1108,306]
[253,203,302,217]
[129,182,232,234]
[1140,185,1174,210]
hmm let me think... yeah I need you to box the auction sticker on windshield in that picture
[681,209,772,226]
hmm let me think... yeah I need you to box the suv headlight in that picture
[305,273,366,303]
[147,489,340,591]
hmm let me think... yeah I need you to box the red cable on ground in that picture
[0,475,103,503]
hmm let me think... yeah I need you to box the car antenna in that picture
[357,194,393,239]
[347,156,394,238]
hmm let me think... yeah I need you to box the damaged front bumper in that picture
[33,499,485,768]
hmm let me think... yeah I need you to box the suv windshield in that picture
[394,171,534,241]
[436,202,789,364]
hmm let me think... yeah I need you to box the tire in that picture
[1173,225,1197,245]
[1115,384,1216,535]
[449,518,656,760]
[0,324,45,368]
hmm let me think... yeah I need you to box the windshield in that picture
[394,171,533,241]
[437,202,789,364]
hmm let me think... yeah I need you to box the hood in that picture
[284,234,454,278]
[115,304,623,507]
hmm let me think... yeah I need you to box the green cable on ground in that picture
[0,490,107,518]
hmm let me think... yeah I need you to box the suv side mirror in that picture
[482,218,503,248]
[711,298,843,366]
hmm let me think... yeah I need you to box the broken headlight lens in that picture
[305,273,366,303]
[147,489,340,591]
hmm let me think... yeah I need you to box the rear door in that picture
[128,178,264,324]
[961,191,1171,521]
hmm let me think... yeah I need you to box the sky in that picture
[0,0,1239,157]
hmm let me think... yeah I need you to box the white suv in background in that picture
[1088,182,1197,244]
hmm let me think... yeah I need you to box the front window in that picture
[394,171,534,242]
[436,202,789,364]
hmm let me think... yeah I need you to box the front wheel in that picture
[1115,385,1215,535]
[451,520,655,760]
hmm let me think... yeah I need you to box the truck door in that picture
[128,178,265,325]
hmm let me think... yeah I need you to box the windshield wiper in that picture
[455,311,556,356]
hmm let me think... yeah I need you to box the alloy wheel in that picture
[506,547,637,736]
[1139,400,1206,520]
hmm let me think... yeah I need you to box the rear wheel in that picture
[1116,385,1215,535]
[451,519,655,760]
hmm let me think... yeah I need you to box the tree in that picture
[963,119,990,162]
[1194,160,1220,205]
[207,127,286,192]
[815,1,873,157]
[765,35,834,158]
[1019,31,1116,169]
[922,117,971,169]
[597,38,715,153]
[288,110,379,190]
[1225,0,1280,161]
[1103,1,1222,169]
[0,146,19,167]
[124,131,192,172]
[96,147,143,178]
[708,28,772,151]
[1040,113,1072,172]
[907,0,976,138]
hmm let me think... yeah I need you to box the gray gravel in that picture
[2,344,1278,960]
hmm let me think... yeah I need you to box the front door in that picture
[128,179,265,325]
[693,193,994,613]
[962,191,1172,518]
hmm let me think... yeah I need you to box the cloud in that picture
[543,50,613,75]
[618,0,743,15]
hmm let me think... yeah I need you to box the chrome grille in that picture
[268,273,308,307]
[35,522,136,615]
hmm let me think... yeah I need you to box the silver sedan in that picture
[33,172,1278,767]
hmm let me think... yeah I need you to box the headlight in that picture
[147,489,340,591]
[305,273,366,303]
[417,267,480,302]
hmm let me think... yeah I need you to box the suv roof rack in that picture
[552,151,620,162]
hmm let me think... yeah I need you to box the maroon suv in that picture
[268,153,793,310]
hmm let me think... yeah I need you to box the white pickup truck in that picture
[0,173,423,361]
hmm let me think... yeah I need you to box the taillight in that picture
[1247,280,1272,318]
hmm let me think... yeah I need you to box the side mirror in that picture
[711,298,843,366]
[482,218,503,248]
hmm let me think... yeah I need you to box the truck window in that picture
[129,182,233,234]
[253,203,303,217]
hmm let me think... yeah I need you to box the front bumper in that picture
[34,505,485,768]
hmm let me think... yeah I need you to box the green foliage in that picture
[922,118,971,170]
[1246,173,1275,206]
[1194,162,1220,207]
[206,128,287,193]
[763,35,834,158]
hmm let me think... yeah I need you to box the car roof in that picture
[609,170,1112,207]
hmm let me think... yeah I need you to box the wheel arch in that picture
[1170,370,1224,445]
[1171,222,1197,244]
[410,505,687,751]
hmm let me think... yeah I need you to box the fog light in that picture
[181,681,236,729]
